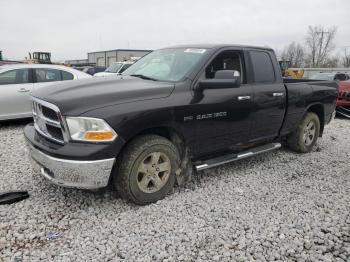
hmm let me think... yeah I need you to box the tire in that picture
[287,112,320,153]
[113,135,180,205]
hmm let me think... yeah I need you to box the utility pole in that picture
[342,45,350,54]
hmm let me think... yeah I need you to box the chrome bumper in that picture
[28,144,115,189]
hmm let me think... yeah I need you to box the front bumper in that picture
[28,143,115,189]
[24,122,123,189]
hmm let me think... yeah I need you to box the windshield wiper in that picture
[130,74,158,81]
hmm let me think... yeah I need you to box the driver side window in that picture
[205,51,245,83]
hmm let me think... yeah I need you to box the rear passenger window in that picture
[0,69,29,85]
[250,51,275,83]
[35,69,61,82]
[61,70,74,80]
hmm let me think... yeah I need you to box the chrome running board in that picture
[195,143,281,171]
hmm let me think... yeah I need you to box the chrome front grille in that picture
[32,97,67,144]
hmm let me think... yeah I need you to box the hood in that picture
[32,75,174,116]
[338,80,350,92]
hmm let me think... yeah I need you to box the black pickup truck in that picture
[25,44,338,204]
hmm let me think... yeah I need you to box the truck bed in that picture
[280,79,338,137]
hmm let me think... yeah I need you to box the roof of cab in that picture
[162,44,274,51]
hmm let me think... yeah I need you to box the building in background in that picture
[88,49,152,67]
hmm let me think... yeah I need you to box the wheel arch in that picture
[114,125,193,187]
[119,125,190,159]
[137,126,187,154]
[305,103,325,136]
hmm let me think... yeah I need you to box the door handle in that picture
[18,88,30,93]
[238,96,251,101]
[273,92,284,97]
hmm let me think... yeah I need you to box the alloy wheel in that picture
[136,152,171,193]
[303,120,316,146]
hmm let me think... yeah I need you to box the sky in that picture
[1,0,350,61]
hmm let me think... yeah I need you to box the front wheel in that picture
[113,135,180,205]
[287,112,320,153]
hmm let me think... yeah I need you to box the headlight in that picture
[66,117,117,142]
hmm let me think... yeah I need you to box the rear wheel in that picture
[287,112,320,153]
[113,135,179,205]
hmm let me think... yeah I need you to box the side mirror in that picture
[214,70,240,80]
[197,70,241,91]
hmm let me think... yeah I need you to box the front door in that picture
[0,68,34,120]
[192,50,255,156]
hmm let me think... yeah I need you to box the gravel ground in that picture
[0,118,349,262]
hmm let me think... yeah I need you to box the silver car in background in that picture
[0,64,91,120]
[93,61,133,77]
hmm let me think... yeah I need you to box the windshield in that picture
[105,63,123,73]
[122,48,208,81]
[310,73,334,80]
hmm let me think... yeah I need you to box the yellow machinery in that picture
[24,52,52,64]
[284,69,305,79]
[279,61,305,79]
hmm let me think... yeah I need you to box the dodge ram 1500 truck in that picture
[24,44,338,204]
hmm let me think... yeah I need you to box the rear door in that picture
[248,50,286,142]
[0,68,34,119]
[33,68,74,90]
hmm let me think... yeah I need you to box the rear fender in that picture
[303,103,325,136]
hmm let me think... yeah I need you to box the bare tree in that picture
[341,48,350,67]
[305,25,337,67]
[281,42,305,67]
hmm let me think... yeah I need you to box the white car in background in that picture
[0,64,91,120]
[93,61,133,77]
